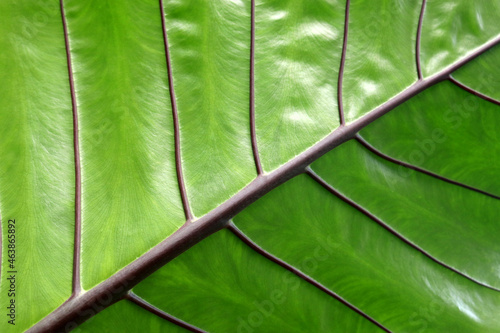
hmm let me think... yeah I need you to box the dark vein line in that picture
[337,0,350,125]
[416,0,427,80]
[126,293,206,333]
[250,0,263,175]
[227,222,392,333]
[28,30,500,333]
[449,76,500,107]
[305,167,500,292]
[159,0,193,222]
[355,134,500,200]
[60,0,82,296]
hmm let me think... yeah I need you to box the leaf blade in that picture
[0,1,74,331]
[62,0,185,290]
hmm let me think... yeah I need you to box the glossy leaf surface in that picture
[1,0,500,332]
[342,0,420,122]
[0,1,74,330]
[420,0,500,77]
[254,0,342,170]
[164,0,256,217]
[64,0,186,291]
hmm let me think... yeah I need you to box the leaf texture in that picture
[163,0,257,217]
[76,300,189,333]
[1,0,500,332]
[0,1,74,330]
[254,0,343,170]
[342,0,421,122]
[420,0,500,76]
[63,0,185,290]
[452,45,500,101]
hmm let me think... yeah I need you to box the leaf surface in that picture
[163,0,257,216]
[255,0,343,170]
[342,0,421,122]
[1,0,500,332]
[0,1,74,331]
[63,0,185,290]
[77,300,189,333]
[452,45,500,100]
[420,0,500,76]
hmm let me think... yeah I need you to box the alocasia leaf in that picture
[1,0,500,332]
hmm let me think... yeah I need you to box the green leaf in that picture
[254,0,343,170]
[63,0,186,292]
[131,230,383,333]
[141,174,499,332]
[76,300,189,333]
[452,44,500,101]
[0,0,75,329]
[1,0,500,332]
[163,0,257,217]
[342,0,421,122]
[420,0,500,77]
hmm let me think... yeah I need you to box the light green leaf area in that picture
[343,0,420,123]
[76,300,189,333]
[421,0,500,76]
[63,0,185,290]
[0,1,74,332]
[2,0,500,332]
[132,229,383,332]
[164,0,256,217]
[452,46,500,101]
[255,0,343,171]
